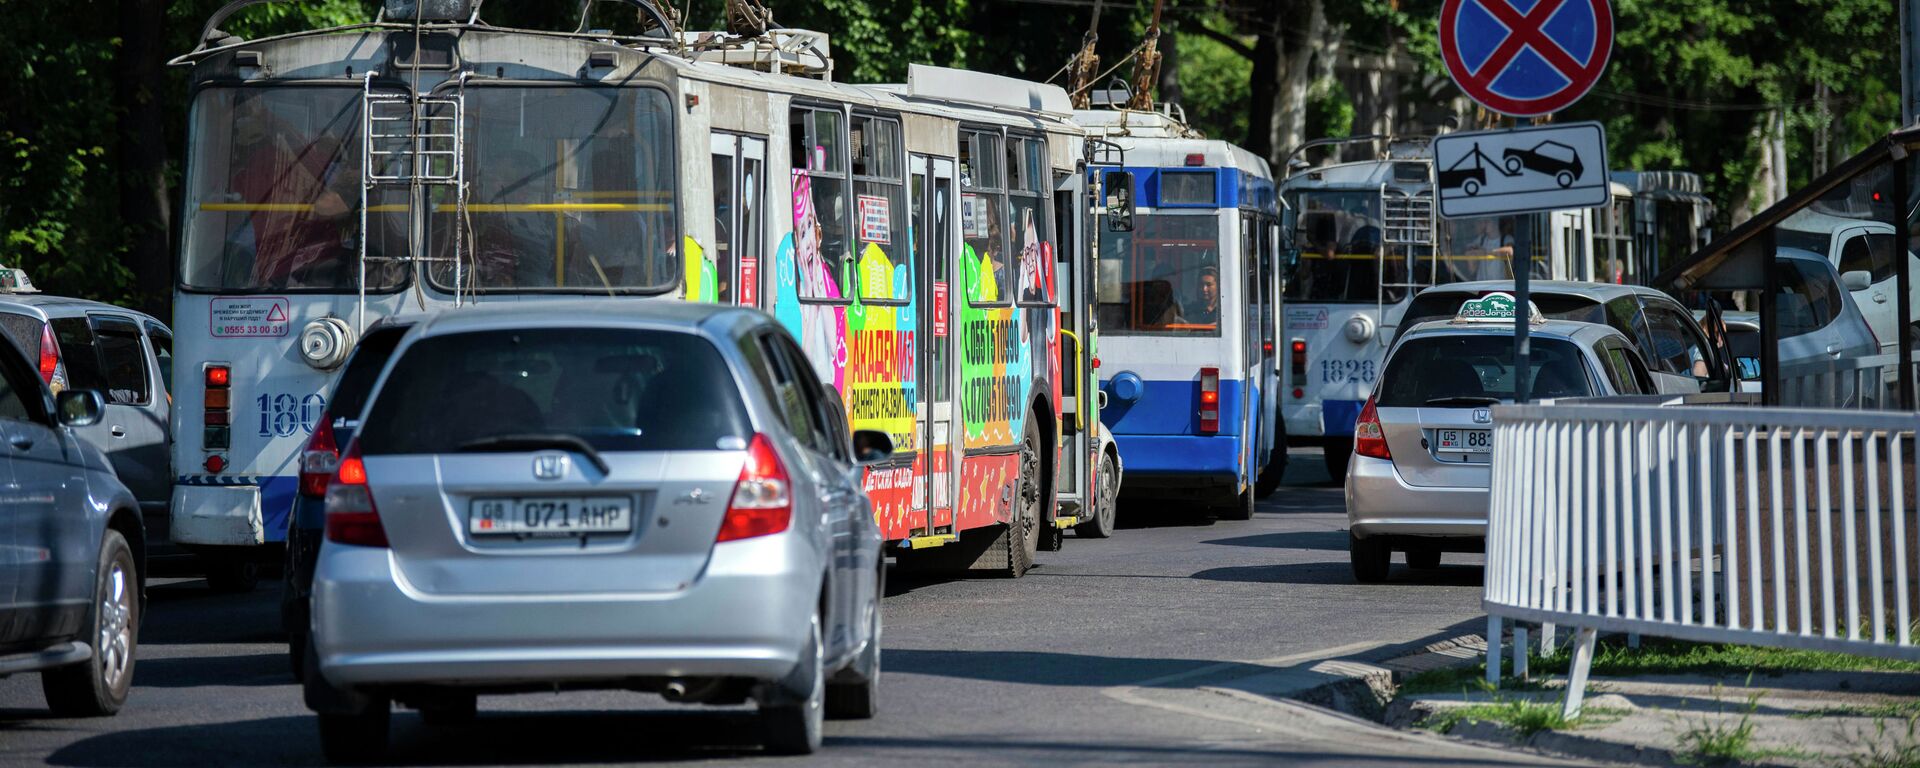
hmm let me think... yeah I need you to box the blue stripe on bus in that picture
[1109,434,1242,478]
[262,475,295,543]
[1099,379,1247,436]
[1322,399,1364,437]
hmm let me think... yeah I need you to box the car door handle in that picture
[1875,293,1889,304]
[8,433,31,450]
[1826,344,1842,357]
[110,426,126,438]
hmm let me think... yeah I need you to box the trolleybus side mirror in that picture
[1106,171,1135,232]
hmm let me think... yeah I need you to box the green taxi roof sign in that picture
[1455,292,1544,324]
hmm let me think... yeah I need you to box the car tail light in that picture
[36,324,65,392]
[1290,339,1307,382]
[1354,396,1391,460]
[718,434,792,542]
[324,441,387,548]
[203,364,231,453]
[1198,367,1220,434]
[299,412,340,499]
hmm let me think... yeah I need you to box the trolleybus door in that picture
[1052,167,1091,515]
[708,133,768,307]
[912,154,960,537]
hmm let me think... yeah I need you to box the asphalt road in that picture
[0,452,1554,767]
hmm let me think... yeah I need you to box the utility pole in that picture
[1907,0,1920,126]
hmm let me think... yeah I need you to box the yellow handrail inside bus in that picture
[1059,329,1083,432]
[199,202,667,213]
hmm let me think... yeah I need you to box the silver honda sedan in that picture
[302,301,890,761]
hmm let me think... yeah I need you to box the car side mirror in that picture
[1842,270,1874,292]
[850,429,894,466]
[1105,171,1134,232]
[57,389,103,428]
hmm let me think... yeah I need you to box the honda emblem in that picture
[532,453,569,480]
[1472,409,1492,424]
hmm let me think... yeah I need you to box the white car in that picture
[1777,212,1916,353]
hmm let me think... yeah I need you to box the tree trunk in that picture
[116,0,170,318]
[1158,21,1182,115]
[1247,29,1280,163]
[1271,0,1325,166]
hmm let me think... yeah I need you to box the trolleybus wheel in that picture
[1254,450,1287,499]
[1216,486,1255,521]
[203,549,260,594]
[1322,437,1353,483]
[1074,451,1119,539]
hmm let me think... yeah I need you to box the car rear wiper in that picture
[453,433,611,475]
[1424,396,1502,407]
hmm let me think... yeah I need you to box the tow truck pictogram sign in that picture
[1433,121,1610,218]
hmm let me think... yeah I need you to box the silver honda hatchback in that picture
[303,301,890,761]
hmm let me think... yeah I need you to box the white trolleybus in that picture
[1074,108,1284,518]
[1278,137,1634,479]
[169,0,1112,586]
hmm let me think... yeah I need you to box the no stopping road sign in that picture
[1439,0,1613,117]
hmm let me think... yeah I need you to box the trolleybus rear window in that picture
[1097,213,1220,336]
[426,87,678,292]
[1284,190,1398,303]
[1430,215,1549,284]
[181,88,410,292]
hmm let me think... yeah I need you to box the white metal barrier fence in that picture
[1485,402,1920,716]
[1778,352,1916,410]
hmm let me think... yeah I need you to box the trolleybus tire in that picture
[1254,451,1287,499]
[202,549,260,593]
[1074,451,1119,538]
[1215,486,1255,521]
[1322,437,1353,483]
[1349,532,1391,583]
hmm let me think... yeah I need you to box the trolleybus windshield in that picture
[1096,213,1221,335]
[180,87,409,292]
[1430,215,1549,284]
[1284,190,1395,303]
[427,87,678,293]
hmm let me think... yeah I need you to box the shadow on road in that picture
[1201,530,1348,551]
[887,647,1261,688]
[1191,561,1485,587]
[134,653,290,688]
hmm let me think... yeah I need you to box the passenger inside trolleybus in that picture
[227,93,360,290]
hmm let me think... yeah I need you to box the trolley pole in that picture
[1512,117,1533,404]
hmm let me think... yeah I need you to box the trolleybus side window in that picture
[1097,210,1222,336]
[959,129,1010,306]
[180,88,409,292]
[1008,136,1054,306]
[850,115,908,305]
[710,133,768,306]
[426,86,678,293]
[791,106,852,303]
[1284,190,1396,303]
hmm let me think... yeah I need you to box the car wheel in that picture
[318,700,391,765]
[1463,178,1481,196]
[1350,532,1390,583]
[1408,547,1442,570]
[1503,156,1522,175]
[1556,170,1575,188]
[1074,451,1119,538]
[204,550,260,593]
[1322,437,1352,483]
[419,694,478,726]
[42,529,138,717]
[826,596,880,720]
[761,610,824,755]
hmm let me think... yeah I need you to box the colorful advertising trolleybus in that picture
[1076,108,1283,518]
[169,0,1100,584]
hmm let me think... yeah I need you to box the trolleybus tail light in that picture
[203,364,231,453]
[299,412,340,499]
[718,434,792,542]
[1354,396,1391,460]
[1185,153,1206,166]
[1198,367,1221,434]
[1289,339,1307,383]
[324,441,387,548]
[35,324,65,392]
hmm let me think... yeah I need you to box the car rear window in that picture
[1377,335,1593,406]
[1399,292,1604,340]
[326,325,409,422]
[357,328,752,454]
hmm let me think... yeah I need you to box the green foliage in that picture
[1420,697,1622,738]
[1174,18,1252,141]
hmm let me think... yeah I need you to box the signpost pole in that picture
[1513,118,1533,404]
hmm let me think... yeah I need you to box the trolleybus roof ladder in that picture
[357,68,467,329]
[1379,179,1435,346]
